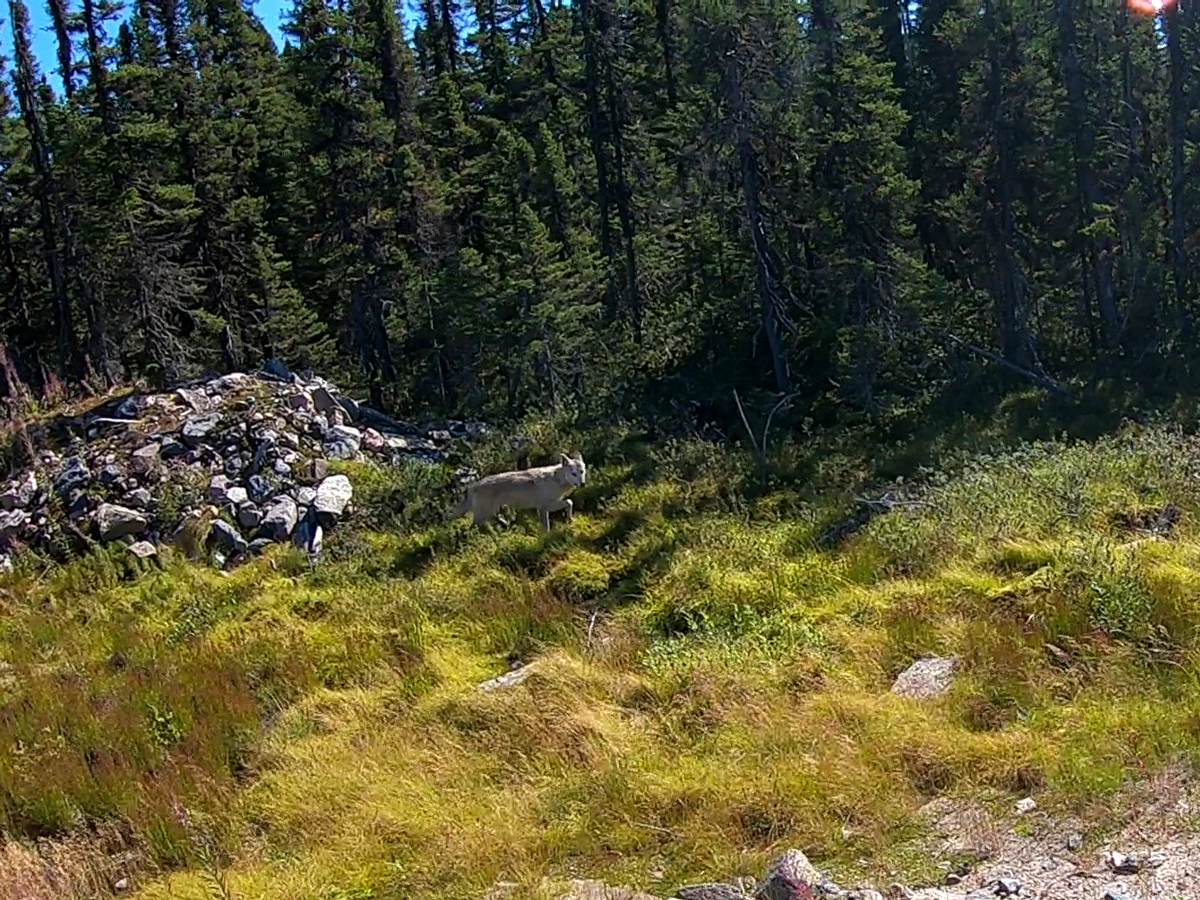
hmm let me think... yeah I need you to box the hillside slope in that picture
[5,416,1200,900]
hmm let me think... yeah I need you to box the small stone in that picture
[208,475,232,502]
[479,663,537,692]
[323,425,362,460]
[294,486,317,506]
[225,486,248,506]
[1015,797,1037,814]
[314,474,353,519]
[676,885,745,900]
[292,514,323,555]
[124,488,152,510]
[261,358,292,380]
[273,458,291,476]
[211,520,248,555]
[311,385,338,413]
[114,877,130,892]
[300,458,329,484]
[945,874,962,886]
[237,504,262,530]
[130,443,161,475]
[993,877,1021,896]
[223,455,245,479]
[247,537,275,555]
[115,396,139,419]
[0,471,36,510]
[287,391,313,412]
[54,456,91,497]
[1066,833,1083,852]
[127,541,157,559]
[181,412,221,447]
[755,849,821,900]
[159,436,187,459]
[891,655,960,699]
[280,431,301,450]
[175,387,210,413]
[361,427,387,453]
[261,496,298,541]
[0,508,29,541]
[1102,891,1138,900]
[99,464,124,486]
[247,474,274,505]
[94,503,149,540]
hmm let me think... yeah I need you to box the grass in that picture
[6,414,1200,897]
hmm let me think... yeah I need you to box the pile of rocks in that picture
[0,364,487,569]
[549,849,885,900]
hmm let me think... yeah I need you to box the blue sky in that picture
[15,0,293,94]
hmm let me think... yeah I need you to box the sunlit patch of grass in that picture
[11,424,1200,899]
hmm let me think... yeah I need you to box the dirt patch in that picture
[909,768,1200,899]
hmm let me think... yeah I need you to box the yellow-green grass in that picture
[7,425,1200,898]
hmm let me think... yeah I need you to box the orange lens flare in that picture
[1128,0,1173,14]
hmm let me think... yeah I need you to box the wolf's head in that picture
[558,452,587,487]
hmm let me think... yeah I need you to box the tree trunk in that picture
[724,24,790,394]
[1057,0,1120,348]
[1167,1,1190,340]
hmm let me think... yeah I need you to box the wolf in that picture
[447,452,587,531]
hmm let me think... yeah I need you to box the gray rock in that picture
[993,877,1021,896]
[176,387,210,413]
[1014,797,1036,814]
[754,851,822,900]
[0,471,36,510]
[300,458,329,484]
[311,385,339,413]
[210,372,252,392]
[361,427,387,453]
[99,464,124,486]
[261,358,292,381]
[891,656,960,699]
[292,514,323,554]
[208,475,233,502]
[1066,833,1083,852]
[115,396,140,419]
[124,488,152,510]
[479,663,537,693]
[95,503,149,540]
[677,886,746,900]
[323,425,362,460]
[222,455,245,479]
[1102,891,1139,900]
[247,474,274,505]
[294,486,317,506]
[225,486,249,506]
[314,474,353,519]
[261,496,298,541]
[273,458,291,476]
[159,436,187,459]
[237,504,262,530]
[181,412,221,447]
[211,520,248,555]
[287,391,313,412]
[0,508,29,541]
[1105,851,1164,875]
[54,456,91,497]
[247,537,276,555]
[130,443,161,475]
[127,541,157,559]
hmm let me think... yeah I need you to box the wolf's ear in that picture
[561,453,571,465]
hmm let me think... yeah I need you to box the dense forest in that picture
[0,0,1193,429]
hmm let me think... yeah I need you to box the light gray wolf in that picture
[447,452,586,531]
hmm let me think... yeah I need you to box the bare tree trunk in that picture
[724,24,791,394]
